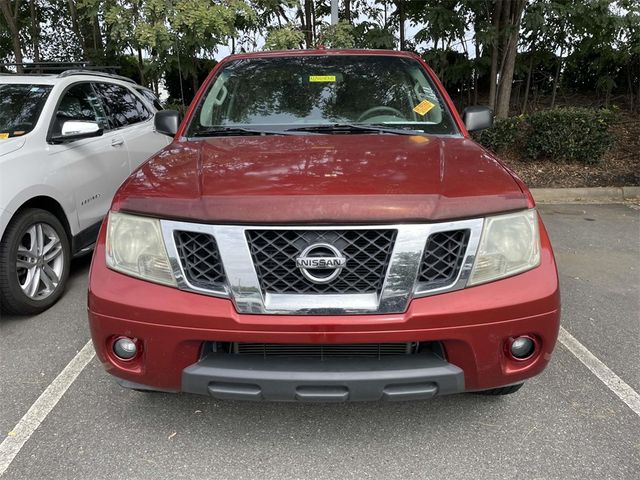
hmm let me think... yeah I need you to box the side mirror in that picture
[154,110,181,137]
[51,120,102,143]
[462,106,493,132]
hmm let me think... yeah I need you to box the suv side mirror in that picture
[155,110,181,137]
[51,120,102,143]
[462,106,493,132]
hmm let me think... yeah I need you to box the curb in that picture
[531,186,640,204]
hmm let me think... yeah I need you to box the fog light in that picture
[113,337,137,360]
[510,336,535,359]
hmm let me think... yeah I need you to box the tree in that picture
[488,0,502,110]
[301,0,314,48]
[495,0,526,118]
[264,25,304,49]
[0,0,24,71]
[317,20,355,48]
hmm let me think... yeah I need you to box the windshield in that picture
[0,84,53,138]
[188,55,458,136]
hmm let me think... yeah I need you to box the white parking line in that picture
[0,340,95,477]
[559,327,640,417]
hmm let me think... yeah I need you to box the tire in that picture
[0,208,71,315]
[476,383,524,396]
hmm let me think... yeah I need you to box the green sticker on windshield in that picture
[309,75,336,83]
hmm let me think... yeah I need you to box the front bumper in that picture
[180,353,464,401]
[88,219,560,398]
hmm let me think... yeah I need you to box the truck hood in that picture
[113,134,529,223]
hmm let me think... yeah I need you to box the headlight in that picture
[105,212,176,286]
[468,209,540,286]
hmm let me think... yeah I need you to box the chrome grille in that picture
[232,343,415,359]
[246,229,397,294]
[174,231,225,290]
[418,230,470,288]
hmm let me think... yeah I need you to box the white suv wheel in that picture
[16,222,65,300]
[0,208,70,315]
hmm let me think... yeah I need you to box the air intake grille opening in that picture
[417,230,469,289]
[232,342,416,359]
[174,231,226,290]
[201,341,446,361]
[246,229,397,294]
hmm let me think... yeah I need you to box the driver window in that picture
[53,83,108,136]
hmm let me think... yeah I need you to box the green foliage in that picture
[473,116,524,153]
[263,26,304,50]
[475,108,616,164]
[352,22,395,49]
[164,57,217,104]
[317,21,356,49]
[1,0,637,118]
[524,107,616,164]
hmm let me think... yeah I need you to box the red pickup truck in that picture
[88,50,560,401]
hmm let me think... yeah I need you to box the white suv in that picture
[0,71,171,314]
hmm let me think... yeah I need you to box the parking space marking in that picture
[0,340,95,477]
[559,327,640,417]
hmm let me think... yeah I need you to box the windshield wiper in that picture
[286,123,423,135]
[191,126,294,137]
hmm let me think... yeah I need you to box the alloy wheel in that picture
[15,222,65,300]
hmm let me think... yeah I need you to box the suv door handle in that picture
[111,137,124,147]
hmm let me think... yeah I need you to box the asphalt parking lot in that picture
[1,203,639,479]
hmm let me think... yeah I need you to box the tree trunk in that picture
[67,0,103,60]
[398,0,405,50]
[495,0,526,118]
[473,23,480,105]
[344,0,351,24]
[521,50,534,114]
[91,11,103,55]
[304,0,313,48]
[550,49,562,108]
[29,0,40,63]
[66,0,83,51]
[1,0,24,72]
[488,0,503,110]
[137,47,145,86]
[192,75,199,98]
[311,1,316,44]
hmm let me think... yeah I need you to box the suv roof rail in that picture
[57,69,137,84]
[0,62,136,84]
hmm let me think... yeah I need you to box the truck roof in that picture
[224,49,420,61]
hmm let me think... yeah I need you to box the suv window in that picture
[51,83,109,136]
[136,88,163,111]
[0,84,53,138]
[95,83,151,129]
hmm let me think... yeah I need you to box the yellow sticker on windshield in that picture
[0,133,9,139]
[309,75,336,82]
[413,99,435,116]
